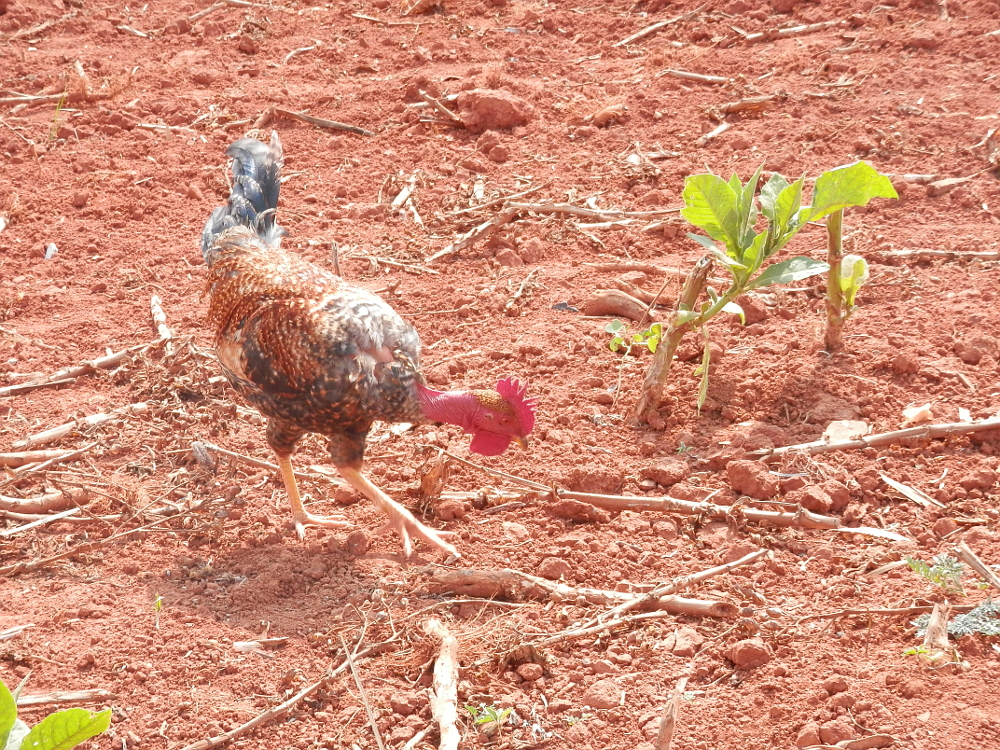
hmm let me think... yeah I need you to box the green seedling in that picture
[47,93,67,145]
[465,705,512,726]
[153,595,164,630]
[632,165,829,421]
[605,319,661,355]
[1,678,110,750]
[906,554,964,595]
[807,161,897,351]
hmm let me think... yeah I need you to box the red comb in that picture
[496,377,537,433]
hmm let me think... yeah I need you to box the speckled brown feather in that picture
[205,226,425,466]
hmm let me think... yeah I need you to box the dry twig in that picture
[423,619,460,750]
[12,402,149,450]
[16,689,117,708]
[656,676,689,750]
[952,542,1000,593]
[0,343,148,398]
[614,7,704,47]
[256,105,375,137]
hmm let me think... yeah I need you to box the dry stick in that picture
[796,604,977,623]
[256,105,375,137]
[0,343,149,398]
[0,443,99,491]
[632,256,713,422]
[150,295,174,353]
[657,69,729,85]
[428,568,737,619]
[0,92,108,107]
[535,604,726,649]
[12,402,149,450]
[743,19,845,43]
[882,248,1000,260]
[428,207,518,263]
[177,638,397,750]
[198,441,339,484]
[655,676,689,750]
[748,417,1000,462]
[0,378,77,397]
[444,180,551,218]
[614,6,705,47]
[351,12,425,26]
[423,619,460,750]
[434,450,550,491]
[16,689,116,708]
[715,95,778,116]
[0,489,75,515]
[507,202,675,221]
[0,449,85,468]
[418,90,462,123]
[1,10,78,42]
[338,634,386,750]
[585,261,728,286]
[505,268,540,314]
[696,121,731,147]
[0,508,81,537]
[952,542,1000,593]
[400,727,432,750]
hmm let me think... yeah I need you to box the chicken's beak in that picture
[513,436,529,451]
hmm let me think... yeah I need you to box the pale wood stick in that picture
[881,248,1000,260]
[423,619,460,750]
[0,343,148,398]
[0,378,76,397]
[1,10,77,42]
[0,449,85,468]
[657,69,729,84]
[507,202,675,220]
[418,90,462,123]
[0,92,108,107]
[749,417,1000,461]
[198,441,337,484]
[696,121,731,146]
[443,181,551,218]
[338,634,386,750]
[12,402,149,450]
[433,450,550,491]
[0,489,76,515]
[743,19,845,44]
[0,624,34,641]
[16,689,116,708]
[614,7,704,47]
[427,207,519,263]
[0,442,99,486]
[655,676,689,750]
[427,568,738,619]
[0,508,81,537]
[400,726,432,750]
[797,604,978,622]
[715,95,778,115]
[272,106,375,137]
[952,542,1000,593]
[150,295,174,353]
[177,637,398,750]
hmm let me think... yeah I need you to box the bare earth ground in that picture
[2,0,1000,748]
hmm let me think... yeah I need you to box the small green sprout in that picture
[605,319,661,355]
[1,678,110,750]
[465,705,512,726]
[153,595,164,630]
[906,554,964,595]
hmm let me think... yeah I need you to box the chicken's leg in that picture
[277,455,351,540]
[338,466,460,559]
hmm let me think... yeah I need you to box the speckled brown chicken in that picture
[200,133,536,558]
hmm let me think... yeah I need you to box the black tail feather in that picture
[200,131,287,264]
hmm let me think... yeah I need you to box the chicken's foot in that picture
[339,466,460,559]
[278,455,351,540]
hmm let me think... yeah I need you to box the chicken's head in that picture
[467,378,537,456]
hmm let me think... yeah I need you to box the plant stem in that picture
[824,208,845,351]
[632,256,713,423]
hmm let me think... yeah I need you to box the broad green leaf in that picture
[809,161,898,220]
[19,708,111,750]
[6,720,30,750]
[605,319,625,334]
[759,172,790,223]
[686,232,720,253]
[680,175,741,253]
[708,246,747,271]
[748,256,829,290]
[742,229,770,278]
[736,164,764,240]
[0,680,15,749]
[609,336,624,352]
[722,301,745,324]
[773,177,805,235]
[838,254,870,307]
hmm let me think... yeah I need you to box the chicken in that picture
[200,133,536,558]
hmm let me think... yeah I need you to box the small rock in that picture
[960,468,998,491]
[907,30,940,49]
[785,485,833,513]
[487,145,509,162]
[503,521,529,542]
[591,659,619,674]
[771,0,804,11]
[822,675,848,695]
[932,517,959,538]
[729,638,772,668]
[670,626,704,657]
[186,184,204,201]
[89,282,108,294]
[72,191,89,208]
[890,352,920,374]
[516,663,544,681]
[819,718,854,745]
[345,530,369,555]
[821,480,851,512]
[897,678,925,698]
[639,456,690,487]
[455,88,534,133]
[435,498,466,521]
[795,721,822,748]
[238,35,259,54]
[582,678,620,709]
[494,248,524,267]
[537,557,572,580]
[652,520,678,540]
[640,189,666,206]
[727,460,779,499]
[518,236,545,263]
